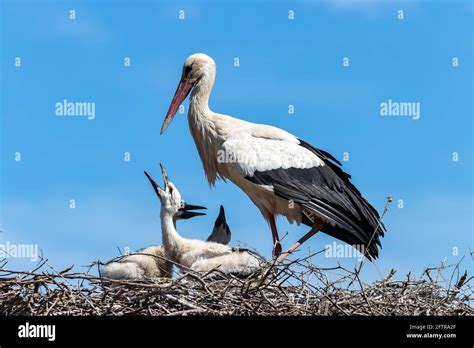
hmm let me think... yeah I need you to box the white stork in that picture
[160,53,386,262]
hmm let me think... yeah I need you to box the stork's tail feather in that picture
[320,220,382,260]
[297,139,386,260]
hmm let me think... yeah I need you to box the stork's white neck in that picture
[189,68,215,117]
[160,210,184,260]
[187,68,222,184]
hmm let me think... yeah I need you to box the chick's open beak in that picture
[176,203,207,220]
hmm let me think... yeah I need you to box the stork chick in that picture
[100,201,206,280]
[100,245,169,280]
[145,164,263,277]
[206,205,231,245]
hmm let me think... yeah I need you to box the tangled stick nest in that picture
[0,254,472,316]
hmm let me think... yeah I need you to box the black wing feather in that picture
[246,139,386,260]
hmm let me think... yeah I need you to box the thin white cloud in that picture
[46,8,110,43]
[323,0,419,17]
[4,4,111,43]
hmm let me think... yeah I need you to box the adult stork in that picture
[160,53,386,262]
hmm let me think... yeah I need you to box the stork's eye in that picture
[169,186,174,194]
[184,65,192,76]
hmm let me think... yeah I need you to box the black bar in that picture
[0,315,472,346]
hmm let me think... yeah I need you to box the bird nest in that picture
[0,255,472,316]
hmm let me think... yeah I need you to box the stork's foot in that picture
[272,241,282,258]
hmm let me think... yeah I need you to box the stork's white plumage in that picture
[160,53,386,261]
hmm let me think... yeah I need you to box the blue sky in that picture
[1,0,472,281]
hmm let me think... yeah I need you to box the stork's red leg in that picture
[267,214,282,258]
[276,219,324,264]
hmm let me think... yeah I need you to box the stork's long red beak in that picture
[160,78,194,134]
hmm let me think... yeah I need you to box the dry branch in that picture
[0,257,472,316]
